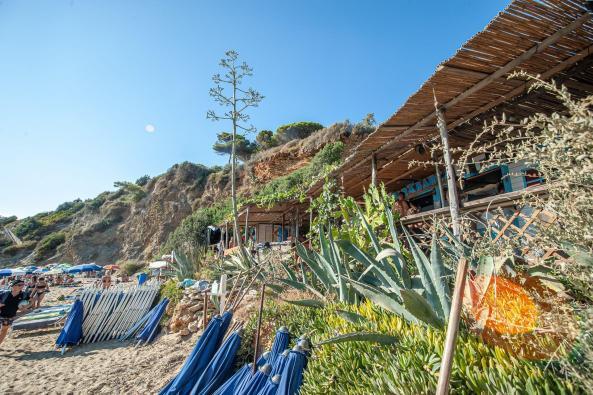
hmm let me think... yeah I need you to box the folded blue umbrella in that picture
[55,299,83,351]
[236,363,272,395]
[218,311,233,342]
[270,350,290,376]
[275,346,308,395]
[211,363,253,395]
[190,330,243,395]
[160,315,225,395]
[256,374,282,395]
[136,298,169,344]
[268,327,290,365]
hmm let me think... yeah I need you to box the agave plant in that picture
[289,193,453,328]
[170,248,205,280]
[283,225,357,305]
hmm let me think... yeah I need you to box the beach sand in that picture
[0,284,197,394]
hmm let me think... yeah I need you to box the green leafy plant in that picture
[119,260,145,276]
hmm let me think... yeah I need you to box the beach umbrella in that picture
[103,264,119,271]
[236,363,272,395]
[160,315,225,395]
[46,268,65,275]
[57,263,72,269]
[218,311,233,343]
[0,268,26,277]
[66,264,103,274]
[33,267,50,274]
[270,350,291,376]
[136,298,169,344]
[23,266,38,274]
[55,300,84,353]
[212,363,254,395]
[189,329,243,395]
[137,272,148,286]
[269,327,290,365]
[275,346,308,395]
[256,374,282,395]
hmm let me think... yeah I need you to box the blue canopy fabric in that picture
[23,266,38,274]
[218,311,233,342]
[55,300,83,348]
[256,374,282,395]
[236,364,272,395]
[270,350,290,376]
[160,315,225,395]
[190,330,242,395]
[66,264,103,274]
[269,328,290,365]
[0,268,25,277]
[275,348,307,395]
[137,272,148,286]
[136,298,169,344]
[211,363,253,395]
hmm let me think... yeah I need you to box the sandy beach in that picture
[0,284,196,394]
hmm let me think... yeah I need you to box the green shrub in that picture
[243,300,576,394]
[14,217,42,238]
[135,175,151,186]
[35,232,66,258]
[0,216,17,226]
[119,260,145,275]
[160,279,183,307]
[55,199,84,213]
[2,240,36,256]
[114,181,147,202]
[275,121,324,144]
[86,192,110,211]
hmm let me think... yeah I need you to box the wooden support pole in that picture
[436,258,468,395]
[435,92,465,395]
[433,151,446,208]
[434,94,461,236]
[252,283,266,374]
[245,207,249,245]
[309,197,313,248]
[295,207,300,241]
[225,222,229,249]
[371,153,377,187]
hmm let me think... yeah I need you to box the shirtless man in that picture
[393,192,417,217]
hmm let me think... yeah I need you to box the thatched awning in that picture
[217,200,310,228]
[309,0,593,198]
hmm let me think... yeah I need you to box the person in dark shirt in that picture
[0,279,30,346]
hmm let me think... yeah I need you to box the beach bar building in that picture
[217,0,593,258]
[305,0,593,254]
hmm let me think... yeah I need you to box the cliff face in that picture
[0,162,232,267]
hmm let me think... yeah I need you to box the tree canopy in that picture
[212,132,258,161]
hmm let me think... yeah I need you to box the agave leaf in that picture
[328,229,349,302]
[278,278,326,300]
[344,276,417,323]
[355,204,382,255]
[283,299,326,309]
[400,289,443,328]
[383,202,411,287]
[266,283,285,294]
[337,239,402,291]
[317,332,398,346]
[376,248,406,263]
[562,242,593,266]
[296,241,333,291]
[280,261,298,282]
[404,229,443,319]
[335,309,368,325]
[429,233,451,318]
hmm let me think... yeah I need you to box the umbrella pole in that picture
[252,283,266,374]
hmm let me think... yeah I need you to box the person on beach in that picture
[31,277,49,308]
[101,273,112,289]
[0,280,31,346]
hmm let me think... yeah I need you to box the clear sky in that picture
[0,0,510,218]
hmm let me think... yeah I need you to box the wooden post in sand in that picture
[202,290,209,327]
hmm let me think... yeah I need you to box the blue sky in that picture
[0,0,510,218]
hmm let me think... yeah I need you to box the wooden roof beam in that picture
[329,12,590,185]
